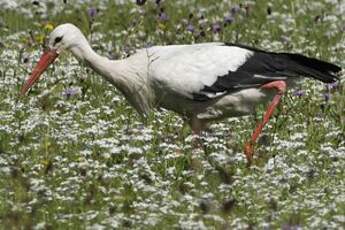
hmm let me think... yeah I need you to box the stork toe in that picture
[244,141,254,165]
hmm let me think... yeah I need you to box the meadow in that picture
[0,0,344,229]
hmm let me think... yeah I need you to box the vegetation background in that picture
[0,0,344,229]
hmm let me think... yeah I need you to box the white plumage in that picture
[21,24,341,164]
[148,43,252,91]
[127,43,261,119]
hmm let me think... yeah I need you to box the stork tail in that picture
[279,52,341,83]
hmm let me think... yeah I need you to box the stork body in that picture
[90,44,276,122]
[21,24,341,164]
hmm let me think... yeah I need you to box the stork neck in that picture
[72,41,130,86]
[70,40,153,115]
[72,43,113,79]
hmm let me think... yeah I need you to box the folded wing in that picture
[148,43,341,102]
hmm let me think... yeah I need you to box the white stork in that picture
[21,23,341,164]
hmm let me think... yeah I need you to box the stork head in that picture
[48,23,84,52]
[20,23,86,95]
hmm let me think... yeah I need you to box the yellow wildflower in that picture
[44,22,54,31]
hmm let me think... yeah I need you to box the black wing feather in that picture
[194,43,341,101]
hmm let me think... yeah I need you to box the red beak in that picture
[20,49,59,95]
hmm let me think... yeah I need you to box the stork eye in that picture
[54,36,63,45]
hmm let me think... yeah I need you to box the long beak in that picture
[20,49,59,95]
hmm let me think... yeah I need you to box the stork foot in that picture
[244,142,254,166]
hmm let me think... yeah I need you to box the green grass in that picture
[0,0,344,229]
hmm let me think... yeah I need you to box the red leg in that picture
[244,80,287,165]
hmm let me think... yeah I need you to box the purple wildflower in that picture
[63,88,80,98]
[158,11,169,21]
[293,90,304,97]
[230,5,241,15]
[87,7,97,18]
[212,22,221,33]
[326,81,338,90]
[224,15,234,25]
[186,24,195,33]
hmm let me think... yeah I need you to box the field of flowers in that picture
[0,0,344,229]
